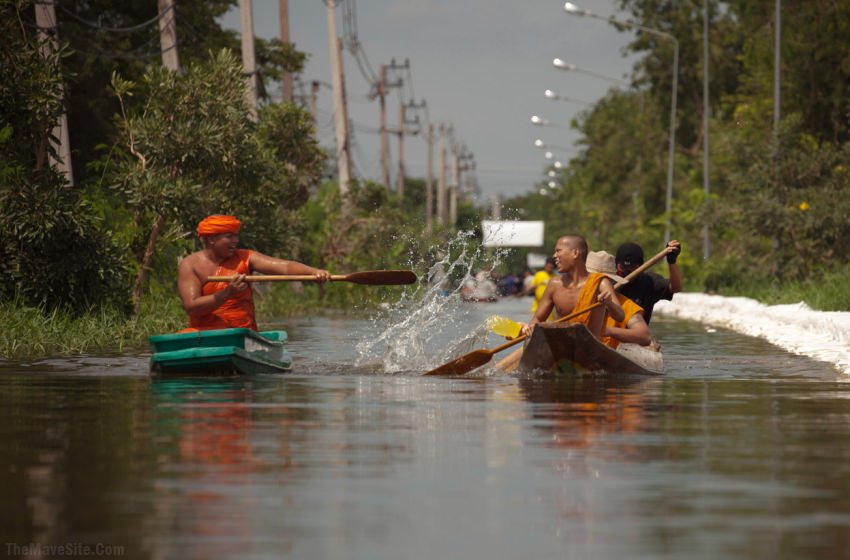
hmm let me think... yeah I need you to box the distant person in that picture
[178,215,330,331]
[585,250,652,348]
[498,271,521,296]
[461,270,498,302]
[615,240,682,324]
[521,236,624,340]
[519,268,534,296]
[522,257,556,314]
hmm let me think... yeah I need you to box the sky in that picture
[220,1,641,204]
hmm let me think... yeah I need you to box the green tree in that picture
[0,0,129,312]
[108,49,322,310]
[53,0,307,184]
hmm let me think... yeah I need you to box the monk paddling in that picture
[178,215,330,331]
[520,235,624,339]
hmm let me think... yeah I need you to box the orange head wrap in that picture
[197,215,241,237]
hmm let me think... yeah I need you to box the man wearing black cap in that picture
[615,240,682,324]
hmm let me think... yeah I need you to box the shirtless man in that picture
[178,215,330,331]
[521,235,624,339]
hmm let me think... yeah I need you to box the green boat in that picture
[149,328,293,375]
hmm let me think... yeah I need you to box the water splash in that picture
[354,231,507,373]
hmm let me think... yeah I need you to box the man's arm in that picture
[250,252,331,281]
[666,240,683,293]
[598,278,625,322]
[178,258,248,316]
[604,313,652,346]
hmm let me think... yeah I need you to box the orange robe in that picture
[560,272,606,327]
[187,249,258,331]
[602,295,644,349]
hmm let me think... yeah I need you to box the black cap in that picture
[615,242,644,267]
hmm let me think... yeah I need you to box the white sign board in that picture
[481,220,544,247]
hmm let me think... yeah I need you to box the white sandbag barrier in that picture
[655,293,850,377]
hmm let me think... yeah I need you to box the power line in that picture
[55,3,171,34]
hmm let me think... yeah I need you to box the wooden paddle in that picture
[424,247,670,377]
[207,269,417,286]
[422,304,602,377]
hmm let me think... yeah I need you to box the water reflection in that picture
[519,373,655,451]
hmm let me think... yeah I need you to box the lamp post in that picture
[552,58,630,87]
[530,115,572,131]
[544,89,591,106]
[534,139,577,158]
[564,2,679,243]
[702,0,710,259]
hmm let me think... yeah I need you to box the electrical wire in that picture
[55,3,171,34]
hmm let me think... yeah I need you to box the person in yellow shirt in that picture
[522,257,556,314]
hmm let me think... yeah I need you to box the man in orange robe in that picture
[585,250,652,349]
[521,235,624,340]
[177,215,330,331]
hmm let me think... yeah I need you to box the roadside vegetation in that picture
[1,1,847,359]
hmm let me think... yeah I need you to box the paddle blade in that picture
[344,270,418,285]
[485,315,522,339]
[423,349,494,377]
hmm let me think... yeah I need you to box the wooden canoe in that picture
[149,328,293,376]
[509,322,663,376]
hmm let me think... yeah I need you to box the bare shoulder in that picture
[179,251,202,271]
[178,251,210,282]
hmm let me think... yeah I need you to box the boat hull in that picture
[149,328,292,376]
[516,322,663,375]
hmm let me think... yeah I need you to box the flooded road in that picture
[1,297,848,559]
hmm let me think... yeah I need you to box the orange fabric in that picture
[564,272,606,326]
[602,295,644,349]
[187,249,257,331]
[197,215,241,237]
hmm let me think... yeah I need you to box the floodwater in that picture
[1,296,849,560]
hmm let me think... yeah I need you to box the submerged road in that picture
[1,295,848,559]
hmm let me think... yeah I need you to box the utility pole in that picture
[157,0,179,71]
[278,0,293,103]
[425,123,434,235]
[437,124,447,226]
[378,65,391,190]
[771,0,781,274]
[325,0,351,197]
[374,61,405,192]
[35,0,74,186]
[702,0,711,260]
[239,0,258,120]
[491,193,501,220]
[309,81,320,126]
[396,102,406,198]
[450,140,460,228]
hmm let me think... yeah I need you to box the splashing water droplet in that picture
[354,230,508,374]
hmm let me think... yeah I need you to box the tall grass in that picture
[718,265,849,312]
[0,293,184,359]
[0,282,390,360]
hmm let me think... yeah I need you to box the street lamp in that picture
[530,115,571,130]
[553,58,630,87]
[544,89,591,106]
[534,139,576,154]
[564,1,679,243]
